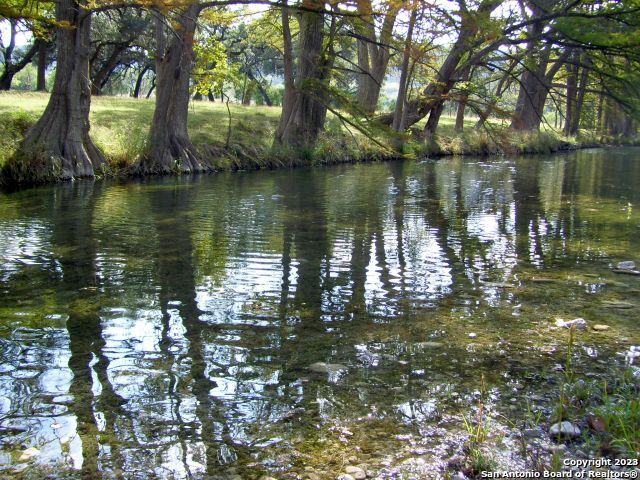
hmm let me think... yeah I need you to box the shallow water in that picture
[0,149,639,478]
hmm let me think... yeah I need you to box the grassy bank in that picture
[0,91,635,180]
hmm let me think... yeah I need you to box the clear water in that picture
[0,149,639,478]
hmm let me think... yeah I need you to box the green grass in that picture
[0,92,394,174]
[0,91,629,181]
[550,328,640,459]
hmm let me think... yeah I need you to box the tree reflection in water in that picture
[0,149,639,477]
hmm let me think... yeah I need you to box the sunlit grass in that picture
[0,91,623,175]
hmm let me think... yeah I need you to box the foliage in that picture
[193,36,238,95]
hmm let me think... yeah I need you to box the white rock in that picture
[337,475,356,480]
[18,447,40,461]
[556,318,587,330]
[549,421,581,438]
[592,324,610,331]
[468,333,477,338]
[345,466,366,480]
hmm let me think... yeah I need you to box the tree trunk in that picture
[0,19,17,90]
[37,40,48,91]
[242,79,254,105]
[137,6,209,174]
[132,65,150,98]
[392,6,417,133]
[379,1,501,131]
[563,53,578,136]
[455,98,467,131]
[568,55,589,135]
[0,69,15,90]
[0,21,40,91]
[8,0,105,184]
[275,0,330,149]
[511,45,569,131]
[146,75,156,98]
[91,44,127,95]
[454,65,472,132]
[247,70,272,106]
[596,89,604,133]
[274,5,296,144]
[355,0,397,115]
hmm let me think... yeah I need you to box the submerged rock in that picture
[337,475,355,480]
[522,428,544,439]
[592,324,610,331]
[531,277,557,284]
[549,421,581,438]
[452,473,469,480]
[415,341,444,349]
[555,318,587,330]
[612,268,640,276]
[616,261,636,270]
[309,362,347,374]
[602,300,635,309]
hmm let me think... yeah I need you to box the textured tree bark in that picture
[355,0,397,115]
[455,97,467,132]
[274,5,296,144]
[91,44,127,95]
[275,0,331,149]
[392,6,417,133]
[11,0,105,183]
[454,65,472,132]
[137,6,209,174]
[568,55,589,135]
[511,47,568,131]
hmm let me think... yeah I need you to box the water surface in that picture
[0,149,639,478]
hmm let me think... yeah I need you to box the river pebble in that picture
[549,421,581,438]
[345,466,366,479]
[616,261,636,270]
[555,318,587,330]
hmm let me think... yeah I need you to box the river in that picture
[0,148,639,478]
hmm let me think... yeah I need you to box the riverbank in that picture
[1,92,637,187]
